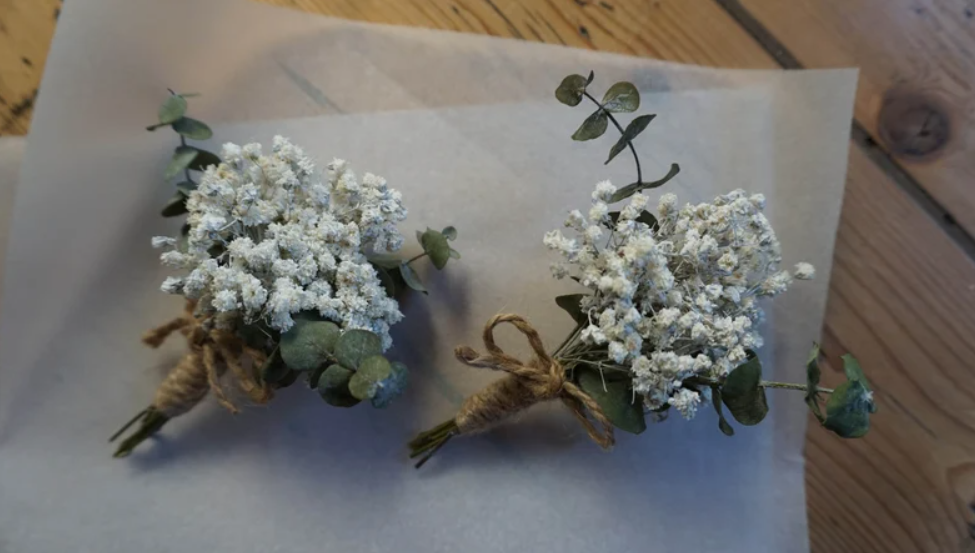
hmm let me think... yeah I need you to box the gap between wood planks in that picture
[713,0,975,261]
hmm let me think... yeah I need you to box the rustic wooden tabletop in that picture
[3,0,975,551]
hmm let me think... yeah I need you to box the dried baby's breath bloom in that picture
[546,185,813,417]
[154,136,407,348]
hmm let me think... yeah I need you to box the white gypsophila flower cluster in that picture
[153,136,407,348]
[545,181,814,419]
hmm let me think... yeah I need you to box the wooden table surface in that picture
[3,0,975,551]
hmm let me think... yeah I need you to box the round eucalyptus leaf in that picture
[186,147,221,171]
[164,147,199,181]
[571,110,608,142]
[576,367,645,434]
[555,74,589,107]
[399,262,428,294]
[280,319,341,371]
[720,355,768,426]
[420,228,451,269]
[172,117,213,140]
[601,81,640,113]
[823,380,873,438]
[374,265,399,297]
[348,355,393,401]
[160,193,188,217]
[318,364,360,408]
[334,329,383,370]
[370,361,408,409]
[841,354,869,388]
[441,226,458,241]
[158,95,187,124]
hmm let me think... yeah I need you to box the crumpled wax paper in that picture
[0,1,856,552]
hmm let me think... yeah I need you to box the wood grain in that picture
[0,0,60,135]
[738,0,975,247]
[4,0,975,551]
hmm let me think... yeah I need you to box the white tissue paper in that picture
[0,1,856,552]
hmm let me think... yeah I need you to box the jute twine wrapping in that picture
[452,314,615,449]
[142,301,273,418]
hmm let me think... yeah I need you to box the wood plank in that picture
[0,0,60,135]
[5,0,975,551]
[812,146,975,552]
[737,0,975,250]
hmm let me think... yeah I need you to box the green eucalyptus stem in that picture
[760,380,834,394]
[405,252,428,266]
[582,90,642,184]
[551,324,584,358]
[560,345,838,395]
[408,419,459,468]
[109,407,170,458]
[108,408,149,442]
[689,375,834,394]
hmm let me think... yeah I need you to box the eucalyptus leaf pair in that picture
[270,314,407,408]
[806,345,876,438]
[716,346,875,438]
[147,92,221,218]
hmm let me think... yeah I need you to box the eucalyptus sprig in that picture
[265,313,408,408]
[555,72,681,203]
[554,301,876,439]
[146,90,221,218]
[368,226,460,296]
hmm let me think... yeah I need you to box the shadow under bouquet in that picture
[409,73,875,467]
[112,93,458,457]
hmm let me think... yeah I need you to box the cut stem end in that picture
[110,408,170,458]
[408,419,459,469]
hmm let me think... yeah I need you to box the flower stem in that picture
[110,407,170,458]
[408,419,458,468]
[687,376,833,394]
[551,324,584,359]
[760,380,834,394]
[582,91,642,184]
[406,252,428,266]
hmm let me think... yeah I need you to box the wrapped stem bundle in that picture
[410,73,875,467]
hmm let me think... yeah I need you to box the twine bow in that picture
[142,300,273,416]
[112,301,275,457]
[453,314,615,449]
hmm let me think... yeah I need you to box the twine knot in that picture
[453,314,615,449]
[142,301,274,416]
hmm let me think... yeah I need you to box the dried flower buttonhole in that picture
[409,73,875,467]
[111,93,459,457]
